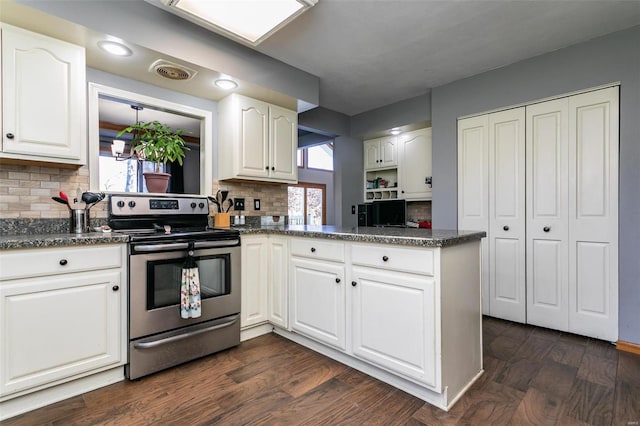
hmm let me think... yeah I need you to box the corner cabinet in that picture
[218,94,297,183]
[0,244,126,400]
[0,23,87,165]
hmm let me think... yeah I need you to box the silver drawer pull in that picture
[133,315,239,349]
[193,239,240,249]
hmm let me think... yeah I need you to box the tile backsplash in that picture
[0,163,289,221]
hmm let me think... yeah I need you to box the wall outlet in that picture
[234,198,245,211]
[352,205,356,214]
[254,199,261,210]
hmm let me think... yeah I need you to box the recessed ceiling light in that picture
[390,129,401,136]
[151,0,318,46]
[98,40,132,57]
[215,79,238,90]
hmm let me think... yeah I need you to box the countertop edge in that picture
[0,233,129,250]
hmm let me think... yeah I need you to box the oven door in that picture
[129,244,241,340]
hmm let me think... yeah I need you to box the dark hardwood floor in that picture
[3,317,640,425]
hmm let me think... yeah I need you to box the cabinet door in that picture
[237,96,269,178]
[351,267,439,389]
[568,87,618,341]
[0,270,122,397]
[241,236,269,328]
[290,258,346,350]
[399,128,432,200]
[457,115,490,314]
[489,108,526,322]
[526,98,569,331]
[363,139,381,170]
[269,105,297,182]
[379,135,398,168]
[1,24,86,164]
[268,237,289,328]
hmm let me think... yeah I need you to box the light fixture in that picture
[390,128,401,136]
[150,0,318,46]
[98,40,133,57]
[214,78,238,90]
[112,105,143,161]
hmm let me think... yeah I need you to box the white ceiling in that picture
[255,0,640,115]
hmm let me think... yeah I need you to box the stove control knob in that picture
[190,202,197,209]
[116,201,125,208]
[199,202,205,209]
[128,201,136,208]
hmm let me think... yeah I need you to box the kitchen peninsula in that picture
[238,225,485,410]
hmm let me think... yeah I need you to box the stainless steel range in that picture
[108,194,241,380]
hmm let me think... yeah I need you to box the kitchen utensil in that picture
[59,191,70,203]
[207,196,221,213]
[225,198,234,213]
[69,208,90,234]
[219,190,229,205]
[82,191,106,206]
[51,196,70,209]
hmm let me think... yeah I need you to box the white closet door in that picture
[568,87,619,341]
[526,99,569,331]
[458,115,489,314]
[489,108,526,322]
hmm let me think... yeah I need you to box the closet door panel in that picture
[488,108,525,322]
[526,99,569,331]
[568,87,618,341]
[458,115,489,314]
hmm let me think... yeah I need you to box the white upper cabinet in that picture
[363,136,397,170]
[1,24,86,165]
[218,94,297,183]
[398,128,432,200]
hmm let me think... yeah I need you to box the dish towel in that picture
[181,243,201,319]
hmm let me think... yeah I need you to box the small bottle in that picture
[239,215,245,225]
[234,215,240,225]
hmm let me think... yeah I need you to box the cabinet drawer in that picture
[351,244,435,276]
[0,245,123,281]
[290,238,344,263]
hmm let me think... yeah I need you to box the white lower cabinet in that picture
[0,244,126,403]
[290,257,346,351]
[351,267,438,389]
[240,235,289,330]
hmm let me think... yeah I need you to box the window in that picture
[288,183,326,225]
[297,142,333,171]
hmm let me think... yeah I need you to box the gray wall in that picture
[334,136,364,227]
[431,25,640,344]
[351,93,431,138]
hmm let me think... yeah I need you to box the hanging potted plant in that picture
[116,120,189,193]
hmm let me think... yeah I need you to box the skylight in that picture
[154,0,318,46]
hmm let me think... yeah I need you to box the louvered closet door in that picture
[568,87,619,341]
[526,99,569,331]
[458,115,489,314]
[489,108,526,322]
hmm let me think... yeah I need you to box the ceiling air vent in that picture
[149,59,197,81]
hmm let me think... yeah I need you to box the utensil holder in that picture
[214,213,230,228]
[70,209,90,234]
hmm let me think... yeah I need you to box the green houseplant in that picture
[116,120,189,193]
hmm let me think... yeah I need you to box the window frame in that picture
[288,181,327,225]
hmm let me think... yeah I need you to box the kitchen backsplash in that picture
[0,163,289,221]
[407,201,432,222]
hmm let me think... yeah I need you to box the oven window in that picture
[147,254,231,310]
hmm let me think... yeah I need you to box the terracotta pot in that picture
[143,172,170,193]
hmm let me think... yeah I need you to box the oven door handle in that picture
[132,315,239,349]
[134,243,190,252]
[193,239,240,249]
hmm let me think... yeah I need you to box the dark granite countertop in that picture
[0,232,129,250]
[235,225,485,248]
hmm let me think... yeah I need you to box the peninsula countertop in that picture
[237,225,485,248]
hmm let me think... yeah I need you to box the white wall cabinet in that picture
[218,94,297,183]
[267,237,289,328]
[398,128,432,201]
[0,245,126,399]
[1,23,86,165]
[458,86,619,341]
[364,136,397,170]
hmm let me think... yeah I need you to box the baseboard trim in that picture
[616,340,640,355]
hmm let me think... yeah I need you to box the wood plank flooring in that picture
[3,317,640,425]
